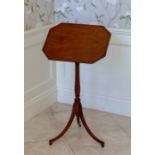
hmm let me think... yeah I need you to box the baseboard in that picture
[57,87,131,117]
[24,80,57,121]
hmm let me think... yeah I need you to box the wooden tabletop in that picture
[43,23,111,64]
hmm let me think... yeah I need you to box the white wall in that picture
[24,24,57,121]
[56,28,131,116]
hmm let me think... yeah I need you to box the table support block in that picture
[49,62,104,147]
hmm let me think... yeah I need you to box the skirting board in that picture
[57,87,130,117]
[25,80,57,122]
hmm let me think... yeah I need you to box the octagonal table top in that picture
[43,23,111,64]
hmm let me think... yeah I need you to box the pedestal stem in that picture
[75,62,80,100]
[49,62,104,147]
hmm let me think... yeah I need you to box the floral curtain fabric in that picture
[24,0,131,31]
[24,0,54,31]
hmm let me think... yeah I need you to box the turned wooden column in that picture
[74,62,81,127]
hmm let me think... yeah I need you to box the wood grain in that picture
[43,23,111,64]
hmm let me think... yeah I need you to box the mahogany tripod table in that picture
[43,23,111,147]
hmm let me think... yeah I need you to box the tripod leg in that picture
[79,104,104,147]
[76,113,81,127]
[49,109,75,145]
